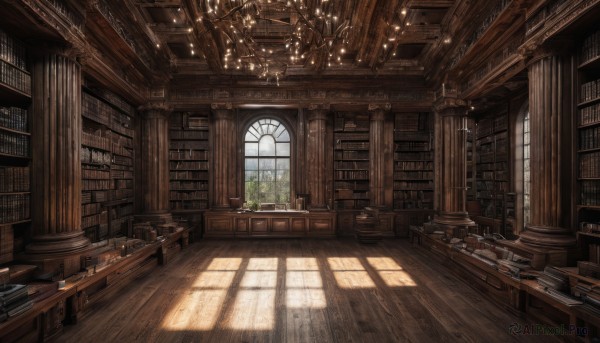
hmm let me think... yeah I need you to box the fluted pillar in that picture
[306,104,329,209]
[212,103,236,209]
[369,103,393,208]
[433,96,475,230]
[137,103,172,223]
[27,53,90,258]
[518,50,576,250]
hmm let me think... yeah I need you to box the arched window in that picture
[523,111,530,226]
[244,119,291,205]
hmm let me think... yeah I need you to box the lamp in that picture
[198,0,354,82]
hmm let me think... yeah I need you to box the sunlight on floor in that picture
[328,257,376,289]
[206,257,243,271]
[247,257,278,270]
[228,289,276,330]
[286,271,323,288]
[286,289,327,308]
[367,257,417,287]
[240,271,278,288]
[286,257,319,270]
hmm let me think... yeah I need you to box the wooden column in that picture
[518,50,576,250]
[433,96,474,230]
[306,104,329,209]
[369,103,393,208]
[26,53,90,273]
[137,104,172,223]
[211,103,236,209]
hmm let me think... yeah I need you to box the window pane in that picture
[277,130,290,142]
[276,159,290,170]
[259,158,275,170]
[245,171,258,181]
[260,170,275,182]
[245,143,259,156]
[277,143,290,156]
[245,158,258,170]
[259,135,276,156]
[245,131,259,142]
[276,170,290,182]
[246,181,258,199]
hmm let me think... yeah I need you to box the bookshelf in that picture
[333,112,370,210]
[81,85,135,242]
[169,112,209,232]
[393,112,434,210]
[474,109,510,234]
[577,28,600,263]
[0,29,30,264]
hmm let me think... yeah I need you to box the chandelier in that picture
[198,0,354,83]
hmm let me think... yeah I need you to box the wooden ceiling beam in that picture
[407,0,455,9]
[136,0,182,8]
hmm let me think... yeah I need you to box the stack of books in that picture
[0,284,32,322]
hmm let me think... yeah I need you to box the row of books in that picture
[582,29,600,64]
[581,78,600,103]
[81,147,111,165]
[335,150,369,160]
[580,103,600,126]
[0,167,29,193]
[581,180,600,206]
[82,211,108,229]
[580,221,600,233]
[395,141,430,152]
[111,169,133,179]
[394,180,434,190]
[580,126,600,150]
[112,155,132,166]
[169,150,208,161]
[170,200,208,210]
[0,194,30,223]
[334,132,369,141]
[82,180,112,191]
[82,203,102,217]
[335,141,369,150]
[394,151,433,161]
[82,169,110,180]
[334,161,369,170]
[169,171,208,180]
[187,116,209,129]
[114,179,132,189]
[170,140,208,150]
[394,200,433,210]
[169,161,209,170]
[169,191,208,200]
[0,107,27,132]
[394,190,433,200]
[590,244,600,264]
[0,59,30,95]
[394,161,433,170]
[0,131,28,157]
[394,131,430,141]
[394,171,434,180]
[170,130,209,140]
[334,181,369,191]
[111,204,133,218]
[0,224,13,264]
[82,131,111,151]
[170,181,208,190]
[334,117,369,132]
[334,170,369,180]
[580,151,600,178]
[112,144,133,158]
[0,30,27,70]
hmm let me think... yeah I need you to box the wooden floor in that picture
[61,239,559,343]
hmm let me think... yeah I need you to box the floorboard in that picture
[61,239,562,343]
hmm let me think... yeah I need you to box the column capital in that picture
[306,103,330,121]
[138,102,172,118]
[433,97,468,115]
[211,103,234,120]
[368,103,390,121]
[211,102,233,110]
[521,38,573,67]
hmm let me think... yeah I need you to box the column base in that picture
[518,225,576,249]
[23,231,91,278]
[434,211,476,237]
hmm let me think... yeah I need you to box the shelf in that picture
[578,205,600,210]
[578,97,600,108]
[579,177,600,180]
[578,147,600,153]
[0,152,29,160]
[0,219,31,225]
[171,209,207,214]
[0,191,30,195]
[0,126,29,136]
[578,231,600,239]
[579,55,600,70]
[0,80,30,105]
[578,121,600,129]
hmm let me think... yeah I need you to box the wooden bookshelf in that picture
[393,112,434,210]
[81,86,135,242]
[474,109,511,235]
[577,28,600,263]
[333,112,370,210]
[169,112,209,234]
[0,29,30,265]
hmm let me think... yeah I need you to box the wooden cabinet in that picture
[204,211,336,237]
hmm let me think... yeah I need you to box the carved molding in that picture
[368,103,392,112]
[211,102,234,110]
[433,97,467,114]
[138,102,172,117]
